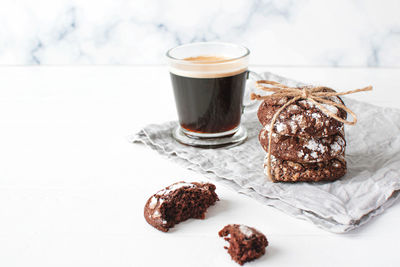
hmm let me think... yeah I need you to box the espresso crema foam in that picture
[168,55,248,78]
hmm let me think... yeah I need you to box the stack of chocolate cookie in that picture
[257,94,348,182]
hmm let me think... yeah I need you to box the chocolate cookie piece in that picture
[257,94,347,138]
[219,224,268,265]
[264,155,347,182]
[259,127,346,163]
[144,181,219,232]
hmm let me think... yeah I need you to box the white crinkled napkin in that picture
[130,72,400,233]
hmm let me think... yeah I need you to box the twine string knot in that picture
[302,88,311,98]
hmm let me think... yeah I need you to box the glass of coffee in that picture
[166,42,260,148]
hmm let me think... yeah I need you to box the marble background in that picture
[0,0,399,67]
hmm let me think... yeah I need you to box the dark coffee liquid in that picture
[171,71,247,134]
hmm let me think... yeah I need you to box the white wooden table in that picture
[0,66,399,266]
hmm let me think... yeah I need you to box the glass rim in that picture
[165,42,250,64]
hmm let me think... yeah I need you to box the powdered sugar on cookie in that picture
[239,225,254,238]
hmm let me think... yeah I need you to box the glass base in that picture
[172,125,247,149]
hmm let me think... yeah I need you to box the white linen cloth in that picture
[130,72,400,233]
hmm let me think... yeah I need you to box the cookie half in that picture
[264,155,347,182]
[259,127,346,163]
[257,94,347,138]
[219,224,268,265]
[144,181,219,232]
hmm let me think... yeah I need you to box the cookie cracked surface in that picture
[259,127,346,163]
[264,154,347,182]
[257,95,347,138]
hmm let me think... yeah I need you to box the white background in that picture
[1,0,400,266]
[0,66,399,266]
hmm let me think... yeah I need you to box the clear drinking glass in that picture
[166,42,260,148]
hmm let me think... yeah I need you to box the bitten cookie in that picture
[259,127,346,163]
[144,181,219,232]
[219,224,268,265]
[257,93,347,138]
[264,155,347,182]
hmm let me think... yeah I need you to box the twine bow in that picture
[251,80,373,180]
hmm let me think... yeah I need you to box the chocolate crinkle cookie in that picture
[256,86,348,183]
[144,181,218,232]
[257,95,347,138]
[259,127,346,163]
[219,224,268,265]
[265,154,347,182]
